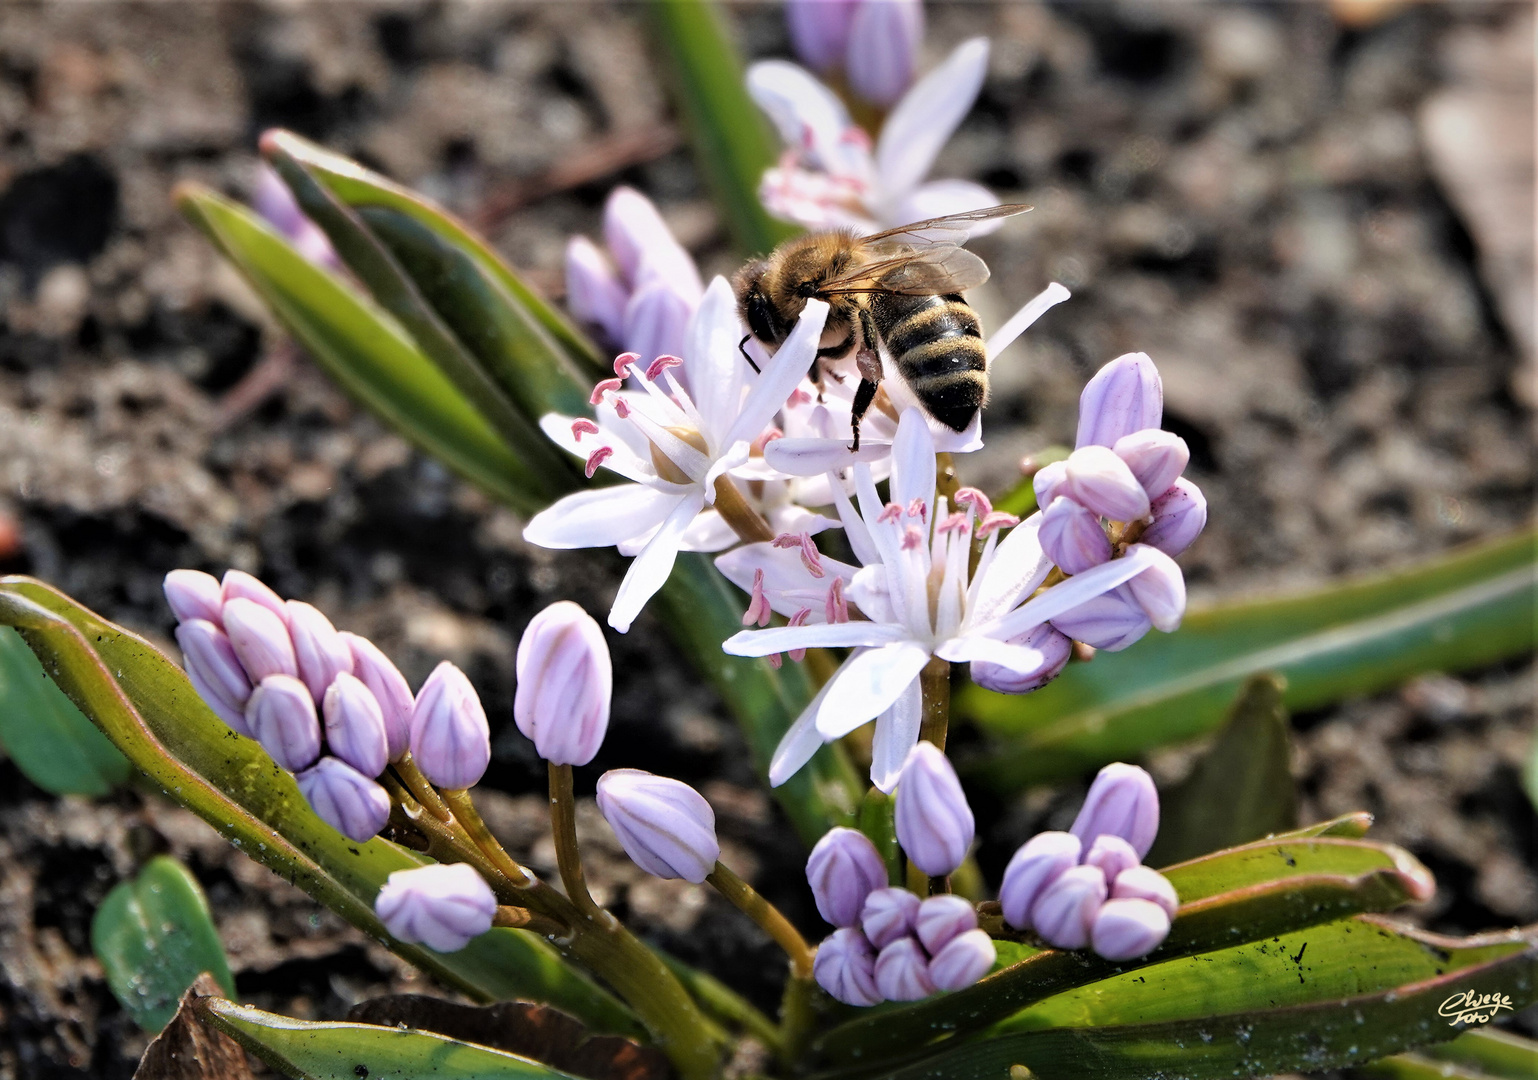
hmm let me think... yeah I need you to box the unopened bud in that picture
[785,0,859,72]
[375,863,497,953]
[1091,897,1171,961]
[1039,495,1112,574]
[221,570,288,622]
[245,674,322,772]
[285,600,353,702]
[813,926,881,1007]
[1077,353,1163,450]
[164,570,224,626]
[342,633,413,761]
[222,597,298,683]
[1032,460,1068,511]
[1031,864,1107,950]
[894,743,974,878]
[1142,478,1207,557]
[1083,834,1140,884]
[1111,865,1179,918]
[603,187,702,297]
[969,623,1073,695]
[807,827,888,928]
[874,936,934,1002]
[514,601,611,767]
[928,929,996,992]
[1125,544,1185,633]
[861,886,921,949]
[999,831,1080,931]
[323,672,389,779]
[1063,446,1151,523]
[1050,585,1151,652]
[1113,429,1189,500]
[296,756,391,842]
[410,662,491,790]
[844,0,924,107]
[565,235,628,346]
[596,769,719,884]
[1071,763,1160,860]
[175,619,253,735]
[914,894,977,955]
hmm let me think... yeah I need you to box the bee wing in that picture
[859,203,1033,248]
[817,245,991,296]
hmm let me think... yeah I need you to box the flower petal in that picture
[763,437,890,476]
[768,675,838,787]
[747,60,866,177]
[986,282,1072,362]
[816,640,932,738]
[985,545,1161,641]
[967,512,1052,626]
[889,408,937,515]
[728,299,830,447]
[723,621,908,657]
[539,412,655,484]
[869,676,922,792]
[935,635,1045,671]
[686,278,750,448]
[524,485,682,550]
[608,490,706,632]
[875,37,989,203]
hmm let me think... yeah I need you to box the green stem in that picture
[918,656,951,750]
[548,762,603,917]
[440,787,536,890]
[777,963,817,1067]
[706,862,815,978]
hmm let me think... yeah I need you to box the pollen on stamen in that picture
[977,511,1021,537]
[571,418,600,442]
[613,352,640,377]
[938,512,970,535]
[645,354,684,381]
[954,487,993,517]
[906,498,928,522]
[825,577,848,624]
[614,398,631,418]
[772,532,825,578]
[584,446,614,478]
[742,568,772,627]
[590,377,623,405]
[878,503,904,524]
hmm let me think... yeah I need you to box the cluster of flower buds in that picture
[999,763,1178,961]
[784,0,924,108]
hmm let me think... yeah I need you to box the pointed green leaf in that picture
[1422,1028,1538,1078]
[91,856,234,1032]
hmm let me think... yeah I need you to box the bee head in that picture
[732,259,789,347]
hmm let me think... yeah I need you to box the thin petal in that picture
[869,676,922,792]
[764,437,890,476]
[968,513,1052,626]
[686,278,749,448]
[875,38,989,202]
[728,299,830,447]
[987,282,1072,362]
[816,640,931,738]
[935,635,1045,671]
[524,486,682,549]
[723,621,908,657]
[608,491,706,632]
[891,179,998,231]
[889,408,937,514]
[678,509,738,552]
[985,546,1161,641]
[768,676,838,787]
[830,474,882,567]
[539,413,655,484]
[746,60,864,177]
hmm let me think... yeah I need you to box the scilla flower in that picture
[375,864,497,953]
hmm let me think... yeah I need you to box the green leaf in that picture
[0,626,129,795]
[174,184,544,516]
[90,856,234,1032]
[1422,1028,1538,1078]
[961,528,1537,787]
[646,0,799,257]
[0,577,641,1038]
[1147,672,1298,865]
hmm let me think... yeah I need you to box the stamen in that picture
[824,577,848,624]
[937,512,970,535]
[752,427,784,455]
[906,498,928,522]
[613,398,631,418]
[787,388,813,408]
[772,532,825,578]
[954,487,993,517]
[767,651,783,669]
[977,511,1021,538]
[902,525,924,550]
[878,503,904,524]
[787,609,811,662]
[571,418,600,442]
[613,352,640,377]
[584,446,613,479]
[590,377,622,405]
[645,354,684,381]
[742,568,772,627]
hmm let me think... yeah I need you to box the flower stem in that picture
[706,862,815,979]
[548,762,603,918]
[393,754,454,823]
[493,905,566,937]
[440,787,537,890]
[776,960,817,1066]
[713,475,776,543]
[918,655,951,750]
[935,451,960,505]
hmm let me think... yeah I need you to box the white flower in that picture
[525,278,829,633]
[720,409,1162,791]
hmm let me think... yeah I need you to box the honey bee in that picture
[732,204,1031,450]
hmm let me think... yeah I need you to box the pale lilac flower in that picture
[927,929,995,992]
[842,0,925,108]
[1126,544,1186,632]
[999,831,1081,932]
[1082,834,1140,885]
[1039,495,1113,575]
[342,632,414,761]
[164,570,224,626]
[1031,864,1107,950]
[873,936,934,1001]
[245,673,322,773]
[1111,866,1179,918]
[596,769,720,884]
[894,742,974,877]
[296,756,392,843]
[175,619,254,735]
[514,601,611,767]
[1049,585,1152,652]
[785,0,860,74]
[1060,445,1151,523]
[807,827,889,928]
[253,162,338,269]
[1076,353,1163,450]
[1091,898,1171,961]
[286,600,354,703]
[861,886,921,949]
[410,662,491,791]
[221,569,288,622]
[375,863,497,953]
[222,598,298,683]
[1142,478,1207,557]
[968,623,1073,696]
[1113,429,1190,501]
[813,926,881,1006]
[323,672,390,779]
[1070,763,1160,860]
[913,894,976,955]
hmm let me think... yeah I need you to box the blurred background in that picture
[0,2,1531,1074]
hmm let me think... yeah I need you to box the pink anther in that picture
[584,446,613,479]
[613,398,631,419]
[902,525,924,550]
[878,503,904,524]
[741,568,772,628]
[613,352,640,377]
[977,511,1021,538]
[938,512,970,535]
[954,487,993,517]
[645,354,684,381]
[787,609,811,662]
[787,388,813,408]
[824,577,848,624]
[772,532,825,578]
[752,427,785,454]
[590,378,623,405]
[571,418,600,442]
[906,498,928,522]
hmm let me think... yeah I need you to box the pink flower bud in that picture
[342,633,413,761]
[914,894,977,955]
[1077,352,1163,450]
[175,619,253,735]
[786,0,860,72]
[861,886,921,949]
[164,570,224,626]
[221,570,288,622]
[894,743,975,878]
[565,235,629,346]
[1112,429,1189,500]
[844,0,924,107]
[323,672,389,779]
[1032,460,1068,511]
[969,623,1072,695]
[1063,446,1151,523]
[1091,898,1171,961]
[1071,763,1160,860]
[874,936,934,1001]
[1083,834,1140,884]
[1126,544,1186,633]
[285,600,353,702]
[245,674,322,772]
[1142,478,1207,557]
[596,769,719,884]
[222,597,298,683]
[514,601,611,767]
[807,827,888,928]
[928,929,996,992]
[375,863,497,953]
[1111,865,1179,918]
[1039,495,1113,574]
[623,281,693,366]
[813,926,881,1007]
[1050,585,1151,652]
[409,662,491,790]
[999,831,1080,931]
[296,756,391,842]
[1031,864,1107,950]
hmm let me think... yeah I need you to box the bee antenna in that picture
[738,335,762,374]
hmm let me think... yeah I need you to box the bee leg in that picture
[738,335,761,374]
[849,346,883,453]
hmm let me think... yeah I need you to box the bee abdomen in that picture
[881,296,987,431]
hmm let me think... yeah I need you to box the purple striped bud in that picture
[969,623,1073,695]
[813,927,881,1007]
[844,0,924,107]
[1039,495,1113,574]
[1032,460,1068,511]
[375,863,497,953]
[1111,866,1179,918]
[874,936,934,1001]
[914,894,977,955]
[807,827,888,928]
[342,633,413,761]
[323,672,389,778]
[1113,429,1189,500]
[1071,763,1160,860]
[1077,352,1163,450]
[222,597,298,683]
[514,601,611,767]
[1142,478,1207,557]
[596,769,719,884]
[1063,446,1151,523]
[285,601,353,702]
[786,0,860,72]
[296,756,391,842]
[1126,545,1186,633]
[1091,898,1171,961]
[1083,834,1140,884]
[1031,864,1107,950]
[999,831,1081,931]
[928,929,996,992]
[164,570,224,626]
[221,570,288,622]
[565,235,628,346]
[623,281,693,366]
[245,674,321,772]
[175,619,253,735]
[894,743,974,878]
[1050,585,1151,652]
[861,886,921,949]
[409,662,491,790]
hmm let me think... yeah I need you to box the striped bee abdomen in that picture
[873,293,988,431]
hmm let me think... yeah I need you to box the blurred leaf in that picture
[91,857,234,1033]
[991,446,1071,519]
[1422,1028,1538,1077]
[134,975,254,1080]
[646,0,798,256]
[1525,729,1538,813]
[1147,672,1298,865]
[0,626,130,795]
[961,528,1537,787]
[173,184,544,515]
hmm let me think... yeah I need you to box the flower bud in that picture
[375,863,497,953]
[323,672,389,778]
[813,927,881,1007]
[1091,898,1171,961]
[245,674,322,772]
[1126,544,1186,633]
[1142,478,1207,557]
[1111,865,1179,918]
[409,662,491,790]
[1039,495,1112,574]
[565,235,628,346]
[221,570,288,622]
[1071,763,1160,860]
[1063,446,1151,523]
[1083,834,1140,884]
[969,623,1073,695]
[1032,460,1068,511]
[999,831,1081,931]
[1031,864,1107,950]
[514,601,612,767]
[1050,585,1151,652]
[175,619,253,735]
[596,769,719,884]
[164,570,224,626]
[807,827,889,928]
[914,894,977,955]
[1077,352,1163,450]
[603,187,701,297]
[222,597,298,683]
[861,886,921,949]
[623,280,693,366]
[296,756,391,842]
[874,936,934,1002]
[1113,429,1189,500]
[285,601,353,702]
[928,929,996,992]
[785,0,860,72]
[894,743,975,878]
[844,0,924,107]
[342,632,413,761]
